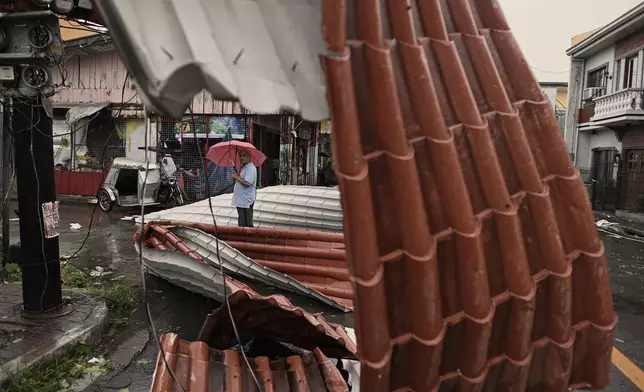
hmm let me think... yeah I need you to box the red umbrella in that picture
[206,140,267,168]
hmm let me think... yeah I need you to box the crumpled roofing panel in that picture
[322,1,617,391]
[138,221,352,311]
[95,0,330,120]
[141,248,357,356]
[198,288,356,359]
[141,186,342,233]
[151,333,349,392]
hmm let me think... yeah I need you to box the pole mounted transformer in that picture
[0,8,64,314]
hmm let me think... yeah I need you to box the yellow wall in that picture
[556,89,568,109]
[571,28,601,46]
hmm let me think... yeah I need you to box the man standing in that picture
[231,149,257,227]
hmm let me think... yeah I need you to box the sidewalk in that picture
[0,283,109,385]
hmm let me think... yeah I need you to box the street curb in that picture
[0,291,109,385]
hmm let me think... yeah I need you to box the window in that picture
[623,55,639,89]
[587,66,608,88]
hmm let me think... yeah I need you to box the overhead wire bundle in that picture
[135,105,262,390]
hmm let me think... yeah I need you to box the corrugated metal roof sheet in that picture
[141,186,342,233]
[151,333,350,392]
[138,222,352,311]
[94,0,329,120]
[321,1,617,390]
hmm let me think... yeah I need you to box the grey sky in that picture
[498,0,643,83]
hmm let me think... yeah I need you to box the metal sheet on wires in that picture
[94,0,330,121]
[65,102,109,124]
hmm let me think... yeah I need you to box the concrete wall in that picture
[50,49,248,115]
[542,86,558,108]
[565,58,585,154]
[577,132,592,170]
[577,130,622,170]
[566,44,616,163]
[586,45,616,93]
[121,119,157,162]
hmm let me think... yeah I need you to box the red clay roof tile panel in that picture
[323,0,616,389]
[151,334,349,392]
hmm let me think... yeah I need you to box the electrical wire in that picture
[139,108,187,392]
[61,34,110,63]
[66,74,134,263]
[187,106,262,388]
[530,65,581,74]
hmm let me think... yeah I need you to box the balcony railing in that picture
[591,88,644,121]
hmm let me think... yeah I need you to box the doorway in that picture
[621,148,644,212]
[590,148,617,211]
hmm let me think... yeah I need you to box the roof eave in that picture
[567,3,644,58]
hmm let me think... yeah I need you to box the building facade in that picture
[566,2,644,212]
[49,29,322,198]
[540,82,568,136]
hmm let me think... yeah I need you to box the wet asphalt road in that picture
[7,203,644,391]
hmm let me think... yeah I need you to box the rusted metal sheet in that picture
[54,170,103,196]
[322,1,617,391]
[151,333,349,392]
[137,221,352,310]
[50,48,248,114]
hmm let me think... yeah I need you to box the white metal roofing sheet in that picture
[141,185,342,232]
[94,0,329,120]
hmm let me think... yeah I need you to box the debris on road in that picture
[597,219,626,235]
[90,266,113,278]
[87,357,106,366]
[70,222,82,230]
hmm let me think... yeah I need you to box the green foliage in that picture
[101,284,136,327]
[0,343,97,392]
[1,263,21,282]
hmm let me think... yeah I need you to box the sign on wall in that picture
[175,115,246,139]
[320,120,332,134]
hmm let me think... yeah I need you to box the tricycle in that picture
[97,157,185,212]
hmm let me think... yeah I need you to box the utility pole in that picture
[1,99,9,273]
[0,11,63,313]
[13,97,62,313]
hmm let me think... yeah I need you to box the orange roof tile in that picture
[322,0,617,390]
[151,333,350,392]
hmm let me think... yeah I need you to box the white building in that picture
[540,82,568,136]
[566,2,644,212]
